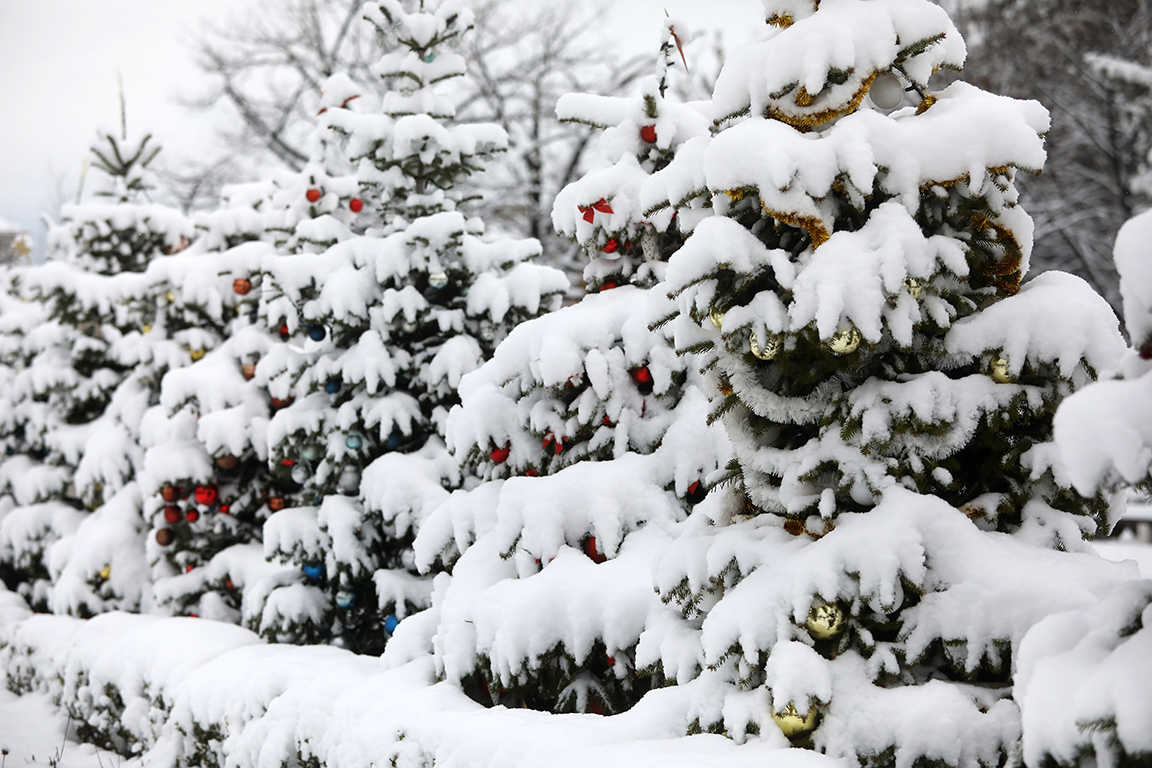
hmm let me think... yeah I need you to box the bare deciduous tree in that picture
[951,0,1152,314]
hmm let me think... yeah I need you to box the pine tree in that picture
[241,0,568,655]
[394,18,731,715]
[627,0,1128,762]
[0,128,193,614]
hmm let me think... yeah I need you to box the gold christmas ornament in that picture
[165,291,176,303]
[827,327,861,355]
[869,71,906,110]
[709,307,725,330]
[142,324,153,334]
[189,348,206,362]
[805,599,847,640]
[770,701,819,738]
[990,357,1015,383]
[904,277,923,300]
[97,564,111,580]
[750,333,782,361]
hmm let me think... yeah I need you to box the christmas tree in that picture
[1035,210,1152,768]
[0,127,194,615]
[239,0,568,655]
[628,0,1129,761]
[389,17,731,715]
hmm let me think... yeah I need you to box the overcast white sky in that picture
[0,0,758,253]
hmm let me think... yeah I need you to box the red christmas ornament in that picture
[349,198,364,213]
[224,577,235,591]
[185,564,195,573]
[193,485,218,506]
[584,536,607,564]
[602,239,619,254]
[268,496,287,512]
[687,480,708,506]
[155,528,174,546]
[163,506,182,524]
[185,509,200,523]
[306,188,322,203]
[603,415,613,426]
[578,198,614,223]
[632,365,653,395]
[270,397,292,410]
[281,458,296,466]
[279,324,291,340]
[640,124,657,143]
[219,504,231,515]
[241,363,257,380]
[525,468,539,477]
[160,484,178,503]
[233,278,252,296]
[489,444,510,464]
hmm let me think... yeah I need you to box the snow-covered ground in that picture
[0,687,143,768]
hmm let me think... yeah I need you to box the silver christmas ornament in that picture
[870,71,906,110]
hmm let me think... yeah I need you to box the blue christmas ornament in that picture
[308,325,326,341]
[385,429,402,451]
[324,379,342,394]
[345,433,364,450]
[336,590,355,609]
[303,563,324,580]
[384,613,400,634]
[301,444,323,462]
[423,52,436,63]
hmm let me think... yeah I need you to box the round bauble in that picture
[268,496,287,512]
[163,506,182,524]
[306,188,321,203]
[291,465,310,485]
[599,281,617,292]
[194,485,218,506]
[827,327,861,355]
[349,198,364,213]
[428,271,449,289]
[219,504,231,515]
[602,239,619,255]
[750,333,782,361]
[188,347,206,362]
[345,433,364,451]
[336,590,356,609]
[301,444,323,462]
[155,528,175,546]
[142,324,152,335]
[279,324,291,340]
[384,613,400,634]
[640,124,657,144]
[584,536,607,564]
[161,484,178,503]
[339,467,361,493]
[632,365,654,395]
[324,379,342,394]
[303,563,324,580]
[165,291,176,303]
[770,701,819,738]
[904,277,923,300]
[97,564,111,581]
[805,599,847,640]
[216,454,238,470]
[870,71,906,110]
[241,362,257,380]
[233,278,252,296]
[307,325,326,342]
[990,357,1015,383]
[489,445,510,464]
[270,397,291,410]
[709,307,724,330]
[185,509,200,524]
[423,52,436,63]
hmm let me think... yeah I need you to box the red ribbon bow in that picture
[579,198,614,223]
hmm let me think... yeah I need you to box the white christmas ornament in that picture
[870,72,906,110]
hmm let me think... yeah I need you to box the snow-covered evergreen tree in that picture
[0,128,193,615]
[618,0,1130,762]
[389,19,731,715]
[238,0,568,655]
